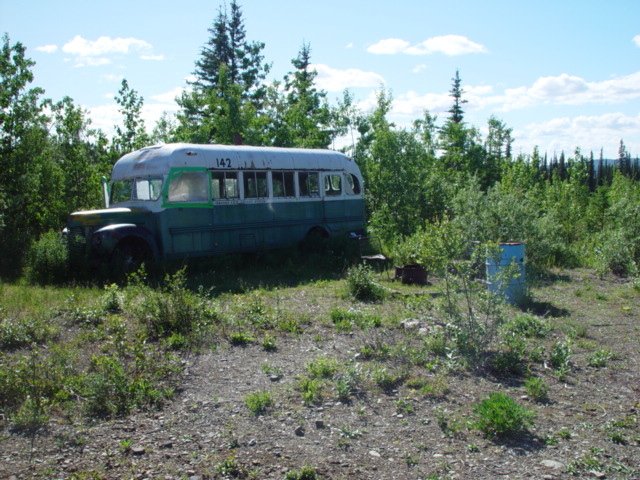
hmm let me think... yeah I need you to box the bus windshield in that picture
[111,177,163,203]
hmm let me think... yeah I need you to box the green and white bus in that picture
[66,143,365,266]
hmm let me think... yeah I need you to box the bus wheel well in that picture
[307,226,329,239]
[301,227,329,253]
[111,237,152,274]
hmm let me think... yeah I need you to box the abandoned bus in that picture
[66,143,365,266]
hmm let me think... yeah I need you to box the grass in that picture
[0,255,639,478]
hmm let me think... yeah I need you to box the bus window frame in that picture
[324,173,342,197]
[272,171,296,198]
[211,170,240,201]
[242,171,269,200]
[298,171,320,198]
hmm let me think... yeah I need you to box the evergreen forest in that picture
[2,1,640,281]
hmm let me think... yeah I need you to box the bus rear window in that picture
[344,173,361,195]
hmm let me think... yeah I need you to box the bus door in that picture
[162,168,214,256]
[322,172,345,233]
[297,171,322,233]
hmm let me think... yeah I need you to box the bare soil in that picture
[1,269,639,480]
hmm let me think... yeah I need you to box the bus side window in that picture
[212,171,239,200]
[344,173,360,195]
[299,172,319,197]
[244,171,268,199]
[325,174,342,196]
[133,177,162,201]
[168,171,209,203]
[273,171,295,198]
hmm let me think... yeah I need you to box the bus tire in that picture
[111,239,151,276]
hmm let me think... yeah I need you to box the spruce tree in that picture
[447,69,467,125]
[281,43,332,148]
[179,1,270,143]
[191,1,269,99]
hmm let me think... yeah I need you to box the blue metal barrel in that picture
[486,242,526,304]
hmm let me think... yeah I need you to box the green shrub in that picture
[244,390,273,416]
[25,231,70,285]
[593,230,638,277]
[101,283,124,313]
[0,315,58,349]
[525,377,549,403]
[298,376,322,405]
[134,268,218,341]
[472,392,535,438]
[491,334,527,375]
[587,348,612,368]
[372,365,404,392]
[346,264,385,302]
[229,330,254,345]
[334,367,362,402]
[504,314,550,338]
[549,339,572,372]
[241,293,275,329]
[262,334,277,351]
[83,350,175,417]
[330,307,381,332]
[285,465,319,480]
[305,356,338,379]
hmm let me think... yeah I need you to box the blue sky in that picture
[2,0,639,158]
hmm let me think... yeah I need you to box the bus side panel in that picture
[266,198,323,247]
[323,197,365,235]
[160,208,214,256]
[210,203,242,253]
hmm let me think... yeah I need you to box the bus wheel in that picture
[112,241,150,276]
[301,227,329,253]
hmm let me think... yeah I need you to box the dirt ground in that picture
[1,269,639,480]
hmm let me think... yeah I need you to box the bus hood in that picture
[67,207,151,228]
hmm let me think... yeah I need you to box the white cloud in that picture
[62,35,157,66]
[35,44,57,53]
[407,35,488,56]
[634,35,640,47]
[412,64,427,73]
[150,87,185,104]
[498,71,640,111]
[368,35,487,56]
[63,35,152,56]
[367,38,410,54]
[530,73,588,99]
[389,83,494,118]
[76,57,112,67]
[513,112,640,157]
[311,63,385,91]
[141,102,179,129]
[102,74,124,83]
[141,54,165,61]
[392,90,451,116]
[87,103,120,134]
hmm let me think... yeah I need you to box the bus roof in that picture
[111,143,360,180]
